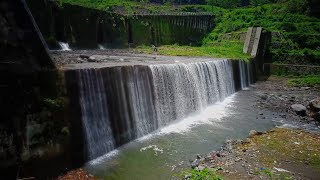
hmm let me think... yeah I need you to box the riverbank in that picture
[184,76,320,179]
[183,128,320,180]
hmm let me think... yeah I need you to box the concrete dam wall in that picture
[64,59,254,162]
[26,0,214,49]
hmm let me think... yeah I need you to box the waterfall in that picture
[78,69,115,159]
[58,42,71,51]
[239,60,249,89]
[66,59,253,161]
[98,44,106,50]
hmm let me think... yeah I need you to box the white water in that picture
[68,59,252,161]
[98,44,106,50]
[58,41,71,51]
[88,94,235,166]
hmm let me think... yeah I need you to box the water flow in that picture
[239,60,248,89]
[78,69,115,160]
[58,42,71,51]
[71,59,252,161]
[98,44,106,50]
[150,59,234,127]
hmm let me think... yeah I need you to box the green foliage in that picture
[136,42,250,59]
[286,0,309,14]
[287,76,320,87]
[190,168,223,180]
[177,168,223,180]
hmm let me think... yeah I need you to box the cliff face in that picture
[0,1,70,179]
[26,1,214,49]
[0,0,54,70]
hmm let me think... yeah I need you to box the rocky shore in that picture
[186,76,320,180]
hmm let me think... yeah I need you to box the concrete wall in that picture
[263,63,320,76]
[26,1,214,49]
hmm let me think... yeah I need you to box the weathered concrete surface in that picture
[243,27,262,58]
[263,63,320,76]
[243,27,253,54]
[26,0,215,49]
[251,27,262,57]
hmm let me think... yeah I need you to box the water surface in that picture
[86,89,278,180]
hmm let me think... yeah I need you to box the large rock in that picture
[191,159,200,169]
[291,104,307,116]
[88,55,108,62]
[309,98,320,112]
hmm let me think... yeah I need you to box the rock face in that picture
[309,98,320,112]
[291,104,307,116]
[0,1,70,179]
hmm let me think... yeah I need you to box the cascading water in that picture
[58,42,71,51]
[66,59,252,161]
[98,44,106,50]
[78,69,115,159]
[239,60,249,89]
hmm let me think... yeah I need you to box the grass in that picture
[287,76,320,87]
[204,3,320,64]
[239,128,320,170]
[57,0,225,14]
[176,168,224,180]
[56,0,320,62]
[135,42,250,59]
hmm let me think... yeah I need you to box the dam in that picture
[63,55,254,161]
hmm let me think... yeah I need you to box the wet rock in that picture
[80,54,89,59]
[195,165,205,171]
[301,87,311,90]
[309,98,320,112]
[259,94,268,100]
[88,56,97,62]
[311,112,320,122]
[291,104,306,116]
[89,55,108,62]
[205,155,211,161]
[196,154,202,159]
[191,159,200,169]
[184,174,192,179]
[249,130,258,137]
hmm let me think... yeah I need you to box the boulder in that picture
[191,159,200,169]
[291,104,307,116]
[309,98,320,112]
[79,54,89,59]
[88,55,108,62]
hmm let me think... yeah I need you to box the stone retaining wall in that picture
[263,63,320,76]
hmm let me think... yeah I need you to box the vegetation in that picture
[204,2,320,64]
[287,75,320,87]
[239,128,320,170]
[136,42,250,59]
[57,0,225,14]
[177,168,224,180]
[57,0,319,62]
